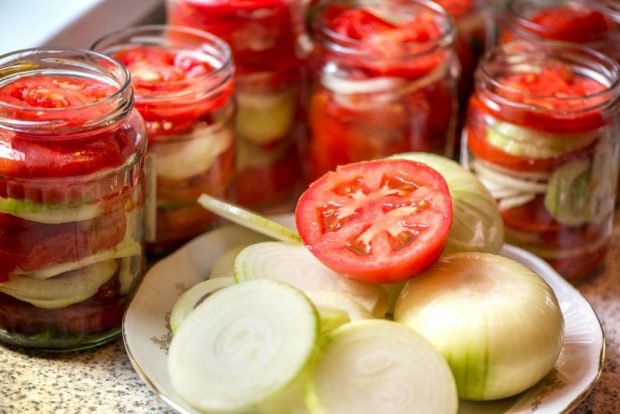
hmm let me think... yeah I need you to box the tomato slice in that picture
[321,5,447,78]
[295,159,453,284]
[527,6,611,43]
[434,0,474,18]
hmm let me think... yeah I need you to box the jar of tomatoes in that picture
[167,0,304,211]
[501,0,620,61]
[305,0,460,181]
[0,49,147,349]
[463,41,620,280]
[93,26,236,253]
[434,0,495,153]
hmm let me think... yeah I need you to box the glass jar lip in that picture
[479,40,620,108]
[314,0,456,60]
[506,0,620,36]
[0,47,132,114]
[91,24,234,102]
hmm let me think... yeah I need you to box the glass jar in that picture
[93,25,236,253]
[501,0,620,61]
[167,0,304,212]
[463,41,620,280]
[305,0,459,181]
[434,0,496,155]
[0,49,147,350]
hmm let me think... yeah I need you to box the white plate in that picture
[123,215,604,414]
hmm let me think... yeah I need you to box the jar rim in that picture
[91,24,234,102]
[506,0,620,37]
[478,40,620,113]
[0,48,132,114]
[313,0,456,60]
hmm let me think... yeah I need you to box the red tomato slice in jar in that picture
[527,6,611,43]
[490,65,609,133]
[322,6,446,79]
[295,159,453,284]
[114,46,233,125]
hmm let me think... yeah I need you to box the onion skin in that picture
[394,252,564,401]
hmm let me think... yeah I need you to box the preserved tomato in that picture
[305,0,459,182]
[463,41,620,280]
[167,0,304,211]
[501,0,620,61]
[93,26,236,253]
[0,49,147,349]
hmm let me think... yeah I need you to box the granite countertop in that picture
[2,230,620,414]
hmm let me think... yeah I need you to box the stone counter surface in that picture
[2,234,620,413]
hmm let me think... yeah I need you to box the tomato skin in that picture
[0,205,127,282]
[296,159,453,284]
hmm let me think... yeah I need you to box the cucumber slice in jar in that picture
[486,121,599,158]
[0,196,102,224]
[305,320,458,414]
[236,87,295,145]
[169,277,235,334]
[168,279,319,414]
[234,242,388,318]
[197,193,302,244]
[0,260,118,309]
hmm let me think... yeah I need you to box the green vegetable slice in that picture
[168,279,319,414]
[234,241,388,317]
[391,153,504,254]
[197,193,302,244]
[486,121,599,158]
[544,134,616,226]
[306,320,458,414]
[394,252,564,401]
[0,196,102,224]
[169,277,235,334]
[0,260,118,309]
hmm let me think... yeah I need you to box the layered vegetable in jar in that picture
[167,0,304,211]
[305,0,460,181]
[463,41,620,279]
[93,26,236,253]
[0,49,147,349]
[501,0,620,61]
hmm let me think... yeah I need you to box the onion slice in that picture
[306,320,458,414]
[234,241,388,317]
[168,279,319,413]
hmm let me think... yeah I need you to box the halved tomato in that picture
[295,159,453,283]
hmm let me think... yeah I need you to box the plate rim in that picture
[123,223,606,414]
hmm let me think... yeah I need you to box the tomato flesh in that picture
[321,5,446,78]
[527,6,611,43]
[296,159,452,284]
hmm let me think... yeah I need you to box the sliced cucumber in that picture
[168,279,319,414]
[486,121,598,159]
[544,158,593,226]
[169,277,235,334]
[306,320,458,414]
[234,242,388,317]
[304,291,374,333]
[152,125,233,180]
[197,193,302,244]
[0,260,118,309]
[0,196,102,224]
[236,87,295,145]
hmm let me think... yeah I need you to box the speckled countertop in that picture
[2,229,620,414]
